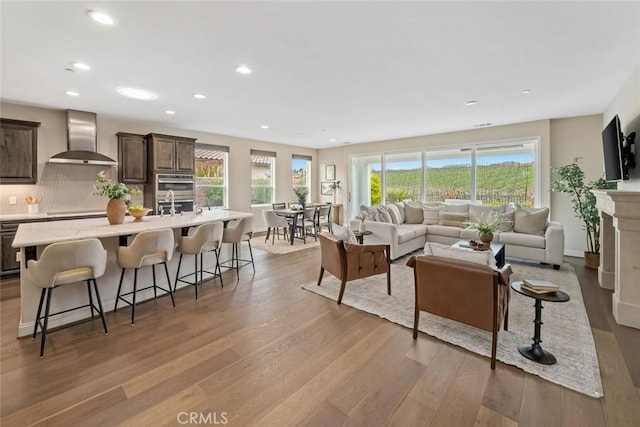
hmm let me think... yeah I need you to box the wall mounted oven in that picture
[155,173,195,214]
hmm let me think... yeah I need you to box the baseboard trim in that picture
[564,249,584,258]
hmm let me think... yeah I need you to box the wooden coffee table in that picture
[452,240,505,268]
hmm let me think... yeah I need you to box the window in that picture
[195,144,228,208]
[424,148,472,203]
[350,154,382,218]
[385,152,422,202]
[251,149,276,205]
[349,139,538,216]
[475,143,535,206]
[292,154,312,200]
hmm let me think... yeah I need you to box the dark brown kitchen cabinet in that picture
[117,132,147,183]
[0,118,40,184]
[1,219,42,276]
[146,133,195,173]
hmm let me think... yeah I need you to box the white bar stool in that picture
[221,216,255,282]
[26,238,108,358]
[175,222,224,299]
[113,228,176,325]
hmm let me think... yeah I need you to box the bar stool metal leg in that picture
[92,279,109,335]
[40,288,54,358]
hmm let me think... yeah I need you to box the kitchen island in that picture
[12,209,253,337]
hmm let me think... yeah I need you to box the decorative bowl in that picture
[128,207,151,221]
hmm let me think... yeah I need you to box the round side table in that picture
[352,230,372,244]
[511,281,570,365]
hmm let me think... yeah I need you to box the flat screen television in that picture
[602,115,636,182]
[602,115,626,181]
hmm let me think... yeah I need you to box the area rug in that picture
[301,258,603,398]
[251,235,319,255]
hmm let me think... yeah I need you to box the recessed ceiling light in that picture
[329,138,336,142]
[235,65,253,75]
[72,62,91,71]
[116,86,159,100]
[260,125,269,129]
[165,110,175,115]
[88,10,115,25]
[65,90,79,97]
[465,100,478,106]
[344,141,352,145]
[192,93,207,99]
[522,89,532,94]
[473,122,492,127]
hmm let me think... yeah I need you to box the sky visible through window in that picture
[381,153,534,170]
[292,158,307,170]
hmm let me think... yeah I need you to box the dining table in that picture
[273,203,324,245]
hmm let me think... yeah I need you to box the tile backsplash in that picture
[0,164,143,216]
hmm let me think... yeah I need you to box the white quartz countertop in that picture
[0,211,106,222]
[12,210,252,248]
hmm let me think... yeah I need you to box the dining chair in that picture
[262,210,289,244]
[315,204,332,234]
[295,206,319,243]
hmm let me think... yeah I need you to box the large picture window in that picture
[349,139,537,217]
[251,149,276,206]
[195,144,228,208]
[292,154,312,200]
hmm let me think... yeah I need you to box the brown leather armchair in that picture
[407,254,512,369]
[317,232,391,304]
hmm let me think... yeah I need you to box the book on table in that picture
[522,279,559,293]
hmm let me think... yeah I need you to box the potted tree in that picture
[94,171,141,225]
[551,157,616,269]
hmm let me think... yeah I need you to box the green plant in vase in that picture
[465,214,503,245]
[94,171,141,225]
[293,186,309,207]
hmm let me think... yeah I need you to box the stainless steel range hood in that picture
[47,110,118,166]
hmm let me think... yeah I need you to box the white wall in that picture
[549,115,604,256]
[0,102,317,231]
[604,63,640,190]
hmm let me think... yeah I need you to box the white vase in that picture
[358,221,366,233]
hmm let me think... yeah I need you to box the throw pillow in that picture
[332,224,357,243]
[514,206,548,236]
[496,207,515,232]
[359,205,378,222]
[375,205,393,223]
[393,202,406,223]
[423,242,496,269]
[469,204,505,223]
[421,205,443,225]
[442,203,470,214]
[438,212,469,228]
[404,202,424,224]
[385,203,402,225]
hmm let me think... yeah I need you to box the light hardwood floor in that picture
[1,246,640,426]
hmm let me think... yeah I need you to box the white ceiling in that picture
[2,1,639,149]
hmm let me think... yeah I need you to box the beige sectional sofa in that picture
[350,202,564,269]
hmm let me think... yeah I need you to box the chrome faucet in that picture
[165,189,176,216]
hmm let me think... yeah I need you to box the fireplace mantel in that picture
[592,190,640,329]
